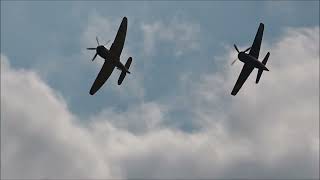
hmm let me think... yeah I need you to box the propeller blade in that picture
[96,36,100,45]
[87,48,96,50]
[104,40,111,46]
[244,47,251,53]
[92,53,98,61]
[231,58,237,65]
[234,44,239,53]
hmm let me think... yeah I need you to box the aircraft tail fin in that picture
[118,57,132,85]
[256,52,270,84]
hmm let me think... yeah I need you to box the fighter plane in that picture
[87,17,132,95]
[231,23,270,96]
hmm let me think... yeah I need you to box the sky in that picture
[1,1,319,179]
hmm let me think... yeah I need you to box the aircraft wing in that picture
[89,61,115,95]
[249,23,264,59]
[109,17,127,59]
[231,64,254,96]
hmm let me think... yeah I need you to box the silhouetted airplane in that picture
[231,23,270,96]
[87,17,132,95]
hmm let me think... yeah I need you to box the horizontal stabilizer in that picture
[125,57,132,69]
[118,57,132,85]
[256,69,263,84]
[262,52,270,65]
[256,52,270,84]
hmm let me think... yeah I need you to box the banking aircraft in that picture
[87,17,132,95]
[231,23,270,96]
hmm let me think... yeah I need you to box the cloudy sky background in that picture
[1,1,319,179]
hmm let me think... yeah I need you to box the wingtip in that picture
[89,90,95,95]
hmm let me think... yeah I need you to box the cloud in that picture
[1,55,116,179]
[141,17,200,56]
[187,26,319,177]
[91,102,167,134]
[1,26,319,179]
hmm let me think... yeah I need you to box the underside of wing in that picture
[89,61,115,95]
[249,23,264,59]
[231,64,254,96]
[110,17,127,59]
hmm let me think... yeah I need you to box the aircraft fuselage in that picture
[238,52,268,71]
[96,45,130,73]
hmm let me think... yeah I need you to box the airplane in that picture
[87,17,132,95]
[230,23,270,96]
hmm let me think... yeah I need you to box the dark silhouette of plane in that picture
[231,23,270,96]
[87,17,132,95]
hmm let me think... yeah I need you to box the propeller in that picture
[231,44,251,65]
[86,36,100,61]
[96,36,100,45]
[231,58,237,65]
[87,47,97,61]
[87,37,110,49]
[234,44,240,53]
[87,36,110,61]
[243,47,251,53]
[91,53,98,61]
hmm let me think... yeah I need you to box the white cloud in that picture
[187,26,319,177]
[141,17,200,56]
[1,26,319,179]
[90,101,167,134]
[1,55,116,179]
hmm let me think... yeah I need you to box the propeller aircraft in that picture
[87,17,132,95]
[231,23,270,96]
